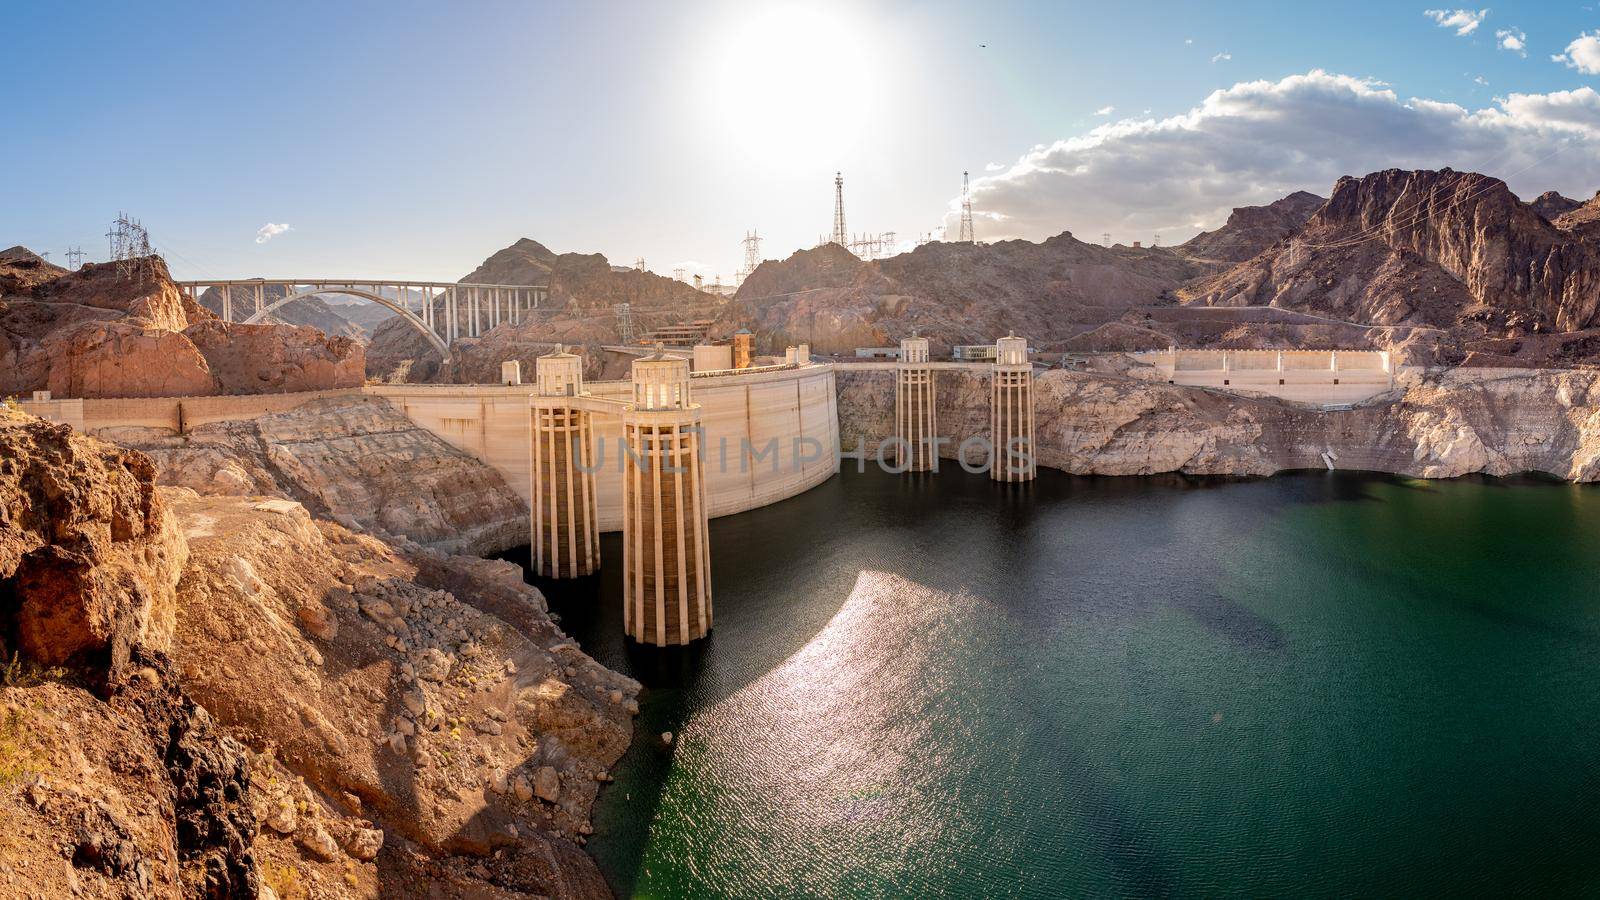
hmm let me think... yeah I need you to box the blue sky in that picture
[5,1,1600,281]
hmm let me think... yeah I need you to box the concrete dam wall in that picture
[369,363,840,532]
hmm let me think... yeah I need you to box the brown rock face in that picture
[0,407,187,675]
[1174,169,1600,364]
[27,257,193,332]
[722,234,1208,354]
[1531,190,1583,221]
[3,250,367,398]
[119,395,529,555]
[0,245,69,293]
[43,321,216,398]
[183,319,365,394]
[1177,191,1324,263]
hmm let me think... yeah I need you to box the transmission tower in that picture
[1102,233,1111,247]
[740,230,762,282]
[1152,233,1161,248]
[615,302,636,343]
[64,247,86,269]
[831,172,848,246]
[958,171,975,244]
[634,257,646,272]
[672,267,686,282]
[105,212,154,280]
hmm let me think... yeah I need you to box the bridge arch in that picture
[243,286,452,360]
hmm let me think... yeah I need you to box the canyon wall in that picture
[836,365,1600,481]
[103,395,530,557]
[2,399,640,898]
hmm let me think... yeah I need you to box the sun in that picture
[699,4,890,168]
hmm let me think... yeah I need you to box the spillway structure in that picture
[622,346,713,646]
[991,331,1036,482]
[894,335,938,472]
[530,345,600,578]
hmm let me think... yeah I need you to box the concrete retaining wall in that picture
[1131,349,1396,404]
[19,388,365,435]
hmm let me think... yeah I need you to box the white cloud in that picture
[1553,31,1600,74]
[1474,75,1490,85]
[1211,52,1231,63]
[984,162,1005,172]
[254,223,291,244]
[1495,27,1527,55]
[1425,8,1488,36]
[947,70,1600,245]
[1094,105,1116,116]
[1185,38,1194,45]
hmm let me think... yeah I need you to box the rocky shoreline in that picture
[836,364,1600,482]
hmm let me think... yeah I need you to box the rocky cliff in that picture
[111,395,529,556]
[168,489,635,898]
[836,363,1600,481]
[1176,191,1324,263]
[3,396,639,897]
[0,406,256,897]
[2,252,365,399]
[1176,169,1600,366]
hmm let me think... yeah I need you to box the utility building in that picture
[992,332,1036,482]
[895,335,938,471]
[622,347,713,646]
[530,346,601,578]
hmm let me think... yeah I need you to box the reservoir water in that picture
[518,467,1600,898]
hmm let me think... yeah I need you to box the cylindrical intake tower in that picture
[895,335,938,471]
[530,346,600,578]
[992,332,1036,482]
[622,347,713,646]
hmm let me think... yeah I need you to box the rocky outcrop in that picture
[183,319,365,395]
[1177,190,1324,263]
[1531,190,1583,221]
[836,363,1600,481]
[113,396,529,556]
[0,406,256,898]
[1178,170,1600,363]
[0,407,187,675]
[3,251,365,399]
[42,321,217,399]
[0,246,68,293]
[167,489,635,897]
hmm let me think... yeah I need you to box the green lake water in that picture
[523,467,1600,898]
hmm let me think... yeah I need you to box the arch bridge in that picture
[175,279,548,360]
